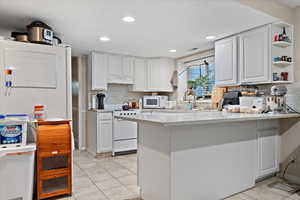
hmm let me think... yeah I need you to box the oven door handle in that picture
[0,152,6,158]
[116,118,126,121]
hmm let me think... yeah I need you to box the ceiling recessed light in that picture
[122,16,135,23]
[99,36,110,42]
[169,49,177,53]
[206,35,216,40]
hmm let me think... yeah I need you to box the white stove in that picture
[112,110,140,156]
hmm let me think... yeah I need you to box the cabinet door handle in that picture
[52,151,58,155]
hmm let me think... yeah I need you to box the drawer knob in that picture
[51,151,58,155]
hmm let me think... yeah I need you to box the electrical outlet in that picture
[290,156,297,163]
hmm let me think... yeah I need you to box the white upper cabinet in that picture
[215,36,238,86]
[147,59,161,91]
[122,56,134,84]
[90,52,134,88]
[132,58,174,92]
[89,52,175,92]
[107,54,123,83]
[107,54,134,84]
[215,22,293,86]
[89,52,108,90]
[240,25,270,83]
[148,58,174,92]
[132,58,148,91]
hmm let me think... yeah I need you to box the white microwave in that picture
[143,96,168,109]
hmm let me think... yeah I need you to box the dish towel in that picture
[170,70,178,90]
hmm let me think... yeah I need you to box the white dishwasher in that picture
[113,110,139,156]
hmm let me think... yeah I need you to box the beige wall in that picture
[238,0,294,24]
[294,6,300,82]
[239,0,300,179]
[282,6,300,180]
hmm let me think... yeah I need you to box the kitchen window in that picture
[187,62,215,98]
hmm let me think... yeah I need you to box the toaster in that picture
[239,96,266,111]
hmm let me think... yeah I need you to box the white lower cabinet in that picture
[86,111,113,154]
[97,119,113,153]
[256,120,280,179]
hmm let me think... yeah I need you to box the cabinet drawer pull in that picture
[51,151,58,155]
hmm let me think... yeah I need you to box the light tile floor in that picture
[54,151,300,200]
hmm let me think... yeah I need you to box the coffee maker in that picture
[222,91,241,108]
[96,93,105,109]
[91,93,105,110]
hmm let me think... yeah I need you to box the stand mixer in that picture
[266,85,287,113]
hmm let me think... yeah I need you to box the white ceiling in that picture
[275,0,300,7]
[0,0,277,57]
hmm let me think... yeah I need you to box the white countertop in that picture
[115,110,300,126]
[88,109,114,113]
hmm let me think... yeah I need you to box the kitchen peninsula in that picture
[116,111,300,200]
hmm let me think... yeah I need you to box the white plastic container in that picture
[0,144,36,200]
[0,114,29,148]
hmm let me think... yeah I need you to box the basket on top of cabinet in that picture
[36,120,72,200]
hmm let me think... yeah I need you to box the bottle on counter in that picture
[34,105,46,121]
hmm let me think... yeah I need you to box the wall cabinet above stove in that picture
[89,52,175,92]
[107,54,134,84]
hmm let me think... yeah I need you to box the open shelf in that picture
[273,22,292,28]
[272,80,292,84]
[272,61,292,67]
[272,41,292,48]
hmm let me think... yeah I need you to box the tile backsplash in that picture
[104,84,144,104]
[88,84,175,109]
[89,84,144,106]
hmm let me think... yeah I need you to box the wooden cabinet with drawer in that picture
[36,120,72,200]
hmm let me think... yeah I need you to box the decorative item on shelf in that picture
[272,56,292,66]
[273,56,281,62]
[274,27,291,43]
[273,72,289,82]
[281,72,289,81]
[272,41,292,48]
[282,27,287,41]
[274,33,279,42]
[273,73,280,81]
